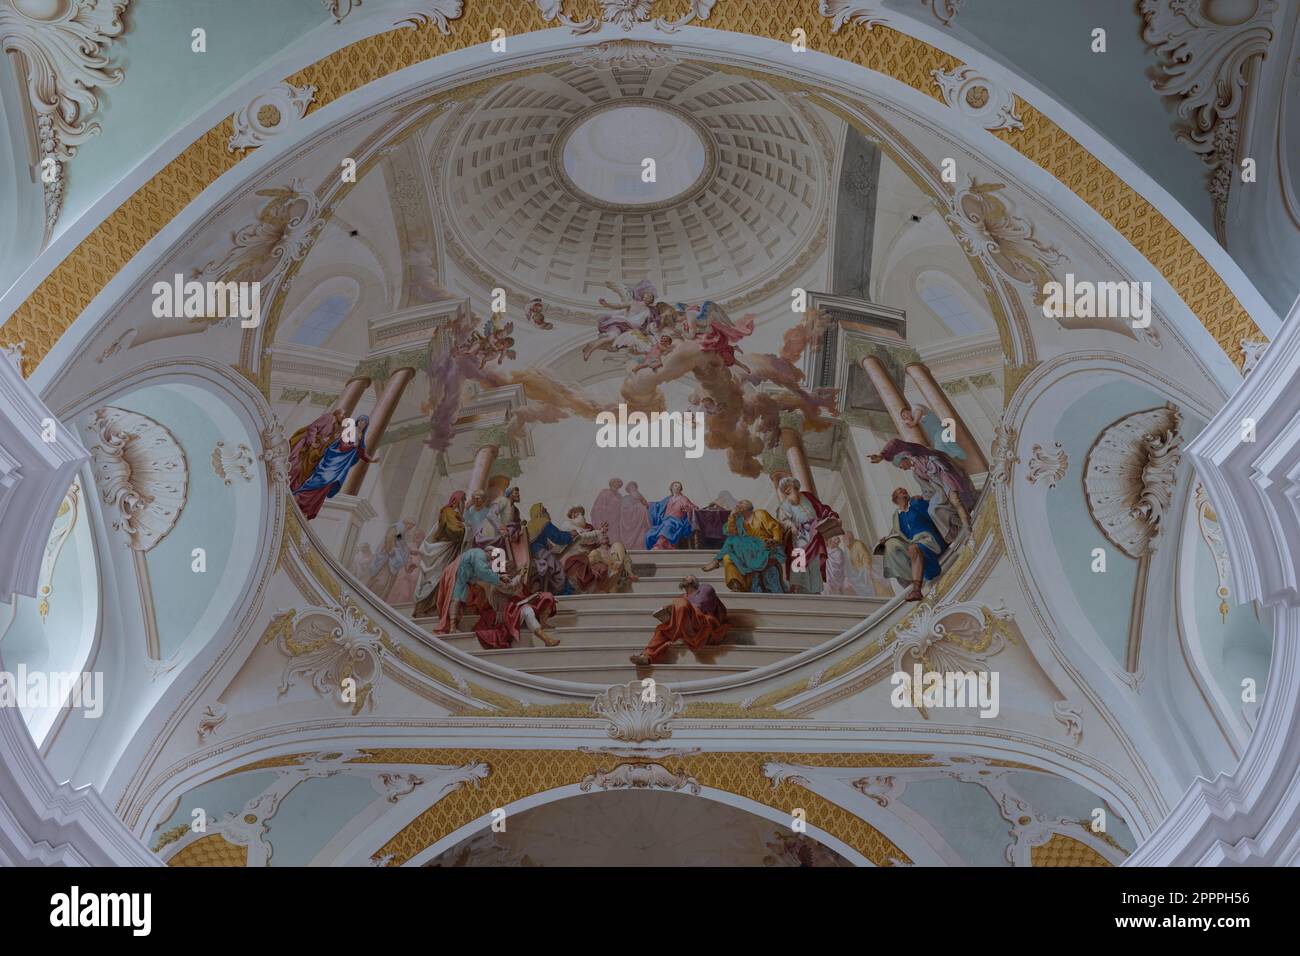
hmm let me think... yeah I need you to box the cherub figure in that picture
[633,334,676,372]
[525,297,554,330]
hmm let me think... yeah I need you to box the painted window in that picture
[294,294,351,347]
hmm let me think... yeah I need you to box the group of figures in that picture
[286,407,379,519]
[455,299,553,368]
[582,279,755,373]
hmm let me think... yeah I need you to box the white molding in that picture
[1129,294,1300,865]
[0,343,86,603]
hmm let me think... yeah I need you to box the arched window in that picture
[917,273,992,336]
[294,294,351,347]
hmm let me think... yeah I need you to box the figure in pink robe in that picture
[590,478,624,545]
[620,481,651,550]
[688,301,754,372]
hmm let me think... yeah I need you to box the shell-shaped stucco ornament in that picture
[1084,403,1182,558]
[84,406,188,551]
[592,679,684,742]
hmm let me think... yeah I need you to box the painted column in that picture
[859,356,927,444]
[342,366,415,495]
[332,376,371,417]
[466,443,499,495]
[779,413,818,498]
[905,362,989,473]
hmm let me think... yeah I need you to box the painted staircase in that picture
[411,549,886,685]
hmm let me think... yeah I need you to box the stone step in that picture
[542,606,871,630]
[466,642,801,669]
[554,590,883,616]
[431,622,843,650]
[514,662,753,684]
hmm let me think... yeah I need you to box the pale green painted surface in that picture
[62,0,333,226]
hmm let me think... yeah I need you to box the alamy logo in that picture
[1041,273,1151,329]
[595,403,705,459]
[0,665,102,718]
[151,273,261,328]
[49,887,151,936]
[890,665,1000,718]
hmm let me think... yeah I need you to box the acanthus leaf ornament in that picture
[1084,403,1183,558]
[210,441,255,485]
[533,0,718,35]
[396,0,465,32]
[266,592,386,715]
[228,83,316,153]
[946,180,1065,306]
[988,422,1020,484]
[932,66,1022,132]
[1139,0,1278,239]
[1026,441,1068,489]
[579,762,701,794]
[820,1,890,33]
[888,601,1015,719]
[0,0,130,237]
[195,178,326,293]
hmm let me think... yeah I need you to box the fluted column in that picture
[332,376,371,417]
[859,356,927,444]
[905,362,989,473]
[342,366,415,494]
[779,413,818,498]
[467,444,498,494]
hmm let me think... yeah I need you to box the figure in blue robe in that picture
[293,415,377,519]
[645,483,697,549]
[528,519,575,596]
[877,491,947,598]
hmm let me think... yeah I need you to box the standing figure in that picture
[288,407,343,491]
[493,484,530,577]
[876,487,946,602]
[869,438,976,542]
[620,481,651,549]
[463,488,505,552]
[292,415,378,520]
[590,479,625,544]
[774,476,839,594]
[367,519,415,598]
[435,548,516,634]
[630,575,729,666]
[412,491,466,618]
[702,499,786,593]
[646,481,698,550]
[386,527,426,605]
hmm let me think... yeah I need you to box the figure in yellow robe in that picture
[702,501,787,593]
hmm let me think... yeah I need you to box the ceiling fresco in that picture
[0,1,1292,884]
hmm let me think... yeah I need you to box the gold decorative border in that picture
[1,8,1260,372]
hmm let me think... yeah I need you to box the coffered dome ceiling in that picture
[435,59,830,307]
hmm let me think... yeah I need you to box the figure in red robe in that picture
[630,575,729,666]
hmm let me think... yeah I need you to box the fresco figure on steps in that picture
[870,438,975,542]
[876,487,947,602]
[412,491,466,618]
[646,480,698,550]
[775,475,839,594]
[631,575,729,666]
[703,499,786,593]
[620,481,651,550]
[591,478,624,544]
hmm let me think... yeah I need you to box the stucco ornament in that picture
[889,601,1015,718]
[592,678,684,741]
[84,406,188,552]
[1026,441,1068,488]
[1139,0,1278,237]
[820,1,890,32]
[533,0,718,34]
[1084,403,1183,558]
[932,66,1022,132]
[579,762,701,794]
[263,592,387,714]
[228,83,316,153]
[0,0,130,236]
[195,179,326,290]
[947,180,1065,306]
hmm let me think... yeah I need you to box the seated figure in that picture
[702,499,786,593]
[630,575,729,666]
